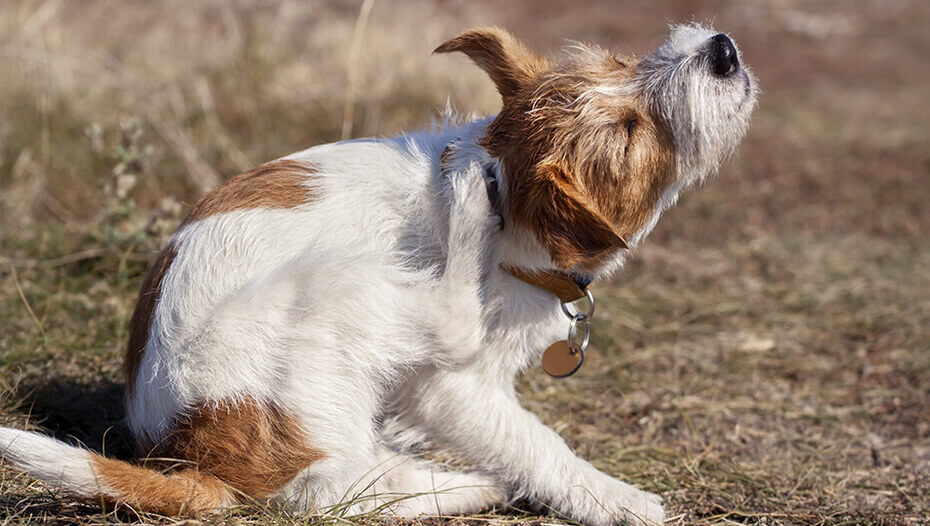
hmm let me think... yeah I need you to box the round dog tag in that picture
[541,340,584,378]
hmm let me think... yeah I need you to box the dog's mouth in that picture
[736,69,751,107]
[734,68,757,114]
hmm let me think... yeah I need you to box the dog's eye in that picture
[622,119,637,158]
[625,118,637,136]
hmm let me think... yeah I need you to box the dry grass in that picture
[1,0,928,524]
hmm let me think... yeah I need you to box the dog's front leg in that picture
[409,367,666,526]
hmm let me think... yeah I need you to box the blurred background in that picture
[0,0,927,524]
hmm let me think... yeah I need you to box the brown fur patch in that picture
[125,243,178,397]
[93,456,233,516]
[181,159,317,226]
[146,398,323,500]
[441,27,676,269]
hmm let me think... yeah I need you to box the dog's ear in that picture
[516,164,628,269]
[434,27,549,100]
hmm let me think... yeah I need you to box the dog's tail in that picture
[0,426,235,515]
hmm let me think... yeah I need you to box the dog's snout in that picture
[710,33,739,77]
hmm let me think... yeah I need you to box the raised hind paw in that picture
[431,162,501,365]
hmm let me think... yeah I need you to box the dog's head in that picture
[436,25,758,271]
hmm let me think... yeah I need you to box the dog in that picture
[0,24,756,525]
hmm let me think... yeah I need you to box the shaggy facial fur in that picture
[0,25,756,526]
[637,25,758,187]
[439,24,757,270]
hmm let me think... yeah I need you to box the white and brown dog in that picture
[0,25,756,525]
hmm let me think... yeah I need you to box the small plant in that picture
[89,117,181,253]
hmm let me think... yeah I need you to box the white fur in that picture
[637,23,759,188]
[1,26,758,526]
[0,428,104,498]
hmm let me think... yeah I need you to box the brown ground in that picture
[0,0,927,524]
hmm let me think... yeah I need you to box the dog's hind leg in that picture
[370,447,506,517]
[280,444,505,518]
[429,161,500,366]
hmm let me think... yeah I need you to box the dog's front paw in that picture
[611,488,666,526]
[573,478,666,526]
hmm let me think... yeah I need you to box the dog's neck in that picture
[438,119,608,299]
[473,151,594,302]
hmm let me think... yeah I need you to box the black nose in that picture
[710,33,739,77]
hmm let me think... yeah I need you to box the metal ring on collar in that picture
[561,287,595,322]
[567,313,591,355]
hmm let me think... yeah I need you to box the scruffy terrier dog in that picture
[1,25,756,525]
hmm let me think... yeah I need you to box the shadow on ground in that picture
[16,378,134,460]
